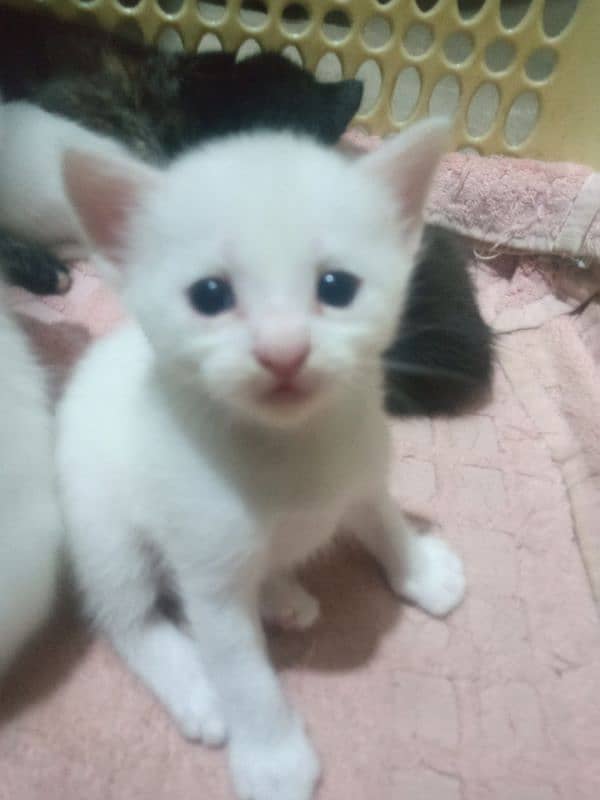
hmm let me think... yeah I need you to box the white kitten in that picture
[0,101,133,263]
[57,121,465,800]
[0,101,62,676]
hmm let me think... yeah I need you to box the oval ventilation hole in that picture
[198,1,227,24]
[197,32,223,53]
[157,27,184,52]
[113,18,144,44]
[467,82,500,137]
[457,0,486,20]
[115,0,142,8]
[391,66,421,123]
[415,0,441,11]
[443,31,474,65]
[323,9,352,43]
[315,52,343,82]
[363,16,392,49]
[236,38,262,62]
[281,44,303,66]
[500,0,532,29]
[240,0,268,30]
[428,74,461,118]
[525,47,557,82]
[157,0,184,13]
[485,38,515,72]
[543,0,579,37]
[355,60,382,116]
[403,23,433,57]
[281,3,311,35]
[504,91,539,146]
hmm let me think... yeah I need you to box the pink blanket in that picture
[2,148,600,800]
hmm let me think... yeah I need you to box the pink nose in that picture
[256,344,310,382]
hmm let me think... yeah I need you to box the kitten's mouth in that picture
[262,380,315,406]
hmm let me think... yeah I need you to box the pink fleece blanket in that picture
[2,147,600,800]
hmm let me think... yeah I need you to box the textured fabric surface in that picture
[2,149,600,800]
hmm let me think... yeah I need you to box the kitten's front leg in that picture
[182,573,320,800]
[353,496,466,617]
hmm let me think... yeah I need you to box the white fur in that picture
[0,101,131,262]
[57,123,465,800]
[0,285,62,674]
[0,100,62,675]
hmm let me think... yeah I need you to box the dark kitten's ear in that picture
[317,79,363,144]
[384,226,494,417]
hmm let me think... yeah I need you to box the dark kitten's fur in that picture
[0,229,71,296]
[385,226,493,415]
[0,5,362,290]
[0,6,492,414]
[33,53,364,160]
[0,6,362,155]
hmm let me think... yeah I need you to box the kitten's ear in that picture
[63,149,158,269]
[359,117,450,256]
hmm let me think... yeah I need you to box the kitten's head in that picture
[63,121,447,427]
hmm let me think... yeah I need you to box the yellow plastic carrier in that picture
[4,0,600,168]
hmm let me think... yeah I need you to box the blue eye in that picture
[317,270,360,308]
[188,277,235,316]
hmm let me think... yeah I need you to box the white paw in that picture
[229,717,320,800]
[260,576,320,631]
[395,535,466,617]
[172,681,227,747]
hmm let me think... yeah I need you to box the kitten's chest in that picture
[148,388,387,564]
[233,421,380,511]
[268,507,342,570]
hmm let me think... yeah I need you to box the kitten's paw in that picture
[172,682,227,747]
[260,576,320,631]
[230,717,320,800]
[395,535,466,617]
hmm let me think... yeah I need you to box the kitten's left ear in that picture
[359,117,450,256]
[63,149,159,270]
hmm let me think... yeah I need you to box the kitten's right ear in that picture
[63,150,158,269]
[358,117,450,258]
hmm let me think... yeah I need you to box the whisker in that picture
[393,322,490,337]
[381,358,484,385]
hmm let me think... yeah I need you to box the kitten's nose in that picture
[256,343,310,382]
